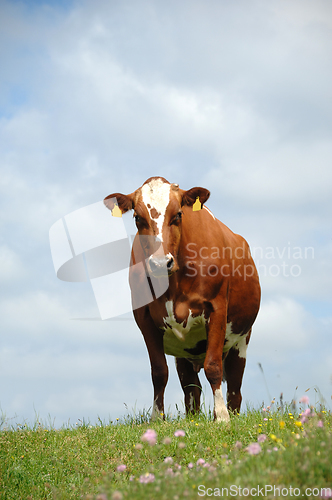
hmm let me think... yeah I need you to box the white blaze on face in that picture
[214,387,230,422]
[141,179,171,242]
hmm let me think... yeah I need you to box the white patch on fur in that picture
[151,398,161,420]
[163,301,235,362]
[162,300,207,358]
[189,393,195,412]
[234,333,249,359]
[223,325,249,359]
[203,206,215,219]
[141,178,171,242]
[214,387,230,422]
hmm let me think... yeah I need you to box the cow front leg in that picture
[175,357,202,415]
[135,308,169,420]
[204,309,230,423]
[150,356,169,420]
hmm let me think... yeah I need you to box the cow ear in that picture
[182,187,210,208]
[104,193,134,215]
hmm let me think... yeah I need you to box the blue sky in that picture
[0,0,331,427]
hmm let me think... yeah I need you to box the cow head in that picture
[104,177,210,278]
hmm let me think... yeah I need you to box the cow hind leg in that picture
[223,330,251,414]
[176,358,202,415]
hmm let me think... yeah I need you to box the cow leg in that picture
[134,309,168,420]
[204,309,230,422]
[175,358,202,415]
[224,330,251,414]
[147,340,168,420]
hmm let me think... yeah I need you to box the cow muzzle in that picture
[147,253,176,277]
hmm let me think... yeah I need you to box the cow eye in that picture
[171,211,182,225]
[134,214,148,228]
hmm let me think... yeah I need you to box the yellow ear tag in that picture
[111,204,122,217]
[192,196,202,211]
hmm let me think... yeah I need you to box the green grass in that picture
[1,403,331,500]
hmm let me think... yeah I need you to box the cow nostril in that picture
[148,255,175,276]
[149,259,158,273]
[167,257,174,270]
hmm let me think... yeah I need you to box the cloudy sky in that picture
[1,0,331,427]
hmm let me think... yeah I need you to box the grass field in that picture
[1,399,331,500]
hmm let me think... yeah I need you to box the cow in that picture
[104,177,261,422]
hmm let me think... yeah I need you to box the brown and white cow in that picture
[104,177,260,422]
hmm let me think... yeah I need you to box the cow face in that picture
[104,177,210,278]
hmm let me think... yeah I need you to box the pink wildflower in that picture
[299,395,310,405]
[139,472,155,483]
[320,489,332,498]
[116,464,126,472]
[141,429,157,445]
[196,458,205,466]
[317,420,324,428]
[257,434,267,443]
[246,443,262,455]
[187,462,194,469]
[164,456,173,464]
[174,429,185,437]
[300,409,312,424]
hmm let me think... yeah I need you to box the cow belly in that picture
[162,301,244,359]
[163,321,244,361]
[162,300,207,359]
[163,322,207,359]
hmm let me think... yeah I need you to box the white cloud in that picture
[204,139,332,210]
[0,245,26,282]
[0,288,143,346]
[250,296,313,358]
[1,346,147,382]
[271,0,332,29]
